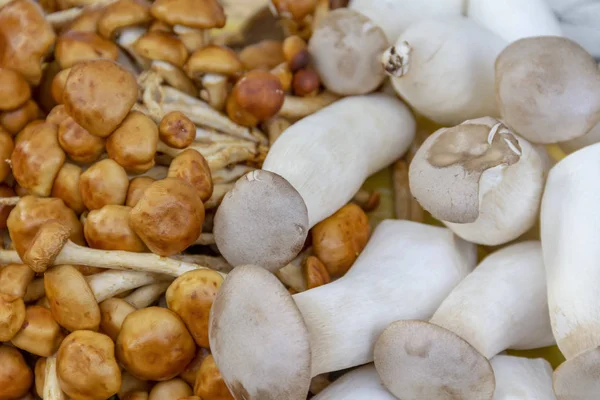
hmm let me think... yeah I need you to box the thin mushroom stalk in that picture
[373,241,554,400]
[541,142,600,398]
[278,91,339,120]
[490,355,556,400]
[382,17,506,126]
[123,281,171,308]
[214,94,416,271]
[85,270,172,303]
[209,220,477,399]
[44,355,66,400]
[409,117,546,246]
[312,364,397,400]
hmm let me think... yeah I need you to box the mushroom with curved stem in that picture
[44,354,66,400]
[209,220,477,399]
[490,355,556,400]
[85,269,172,303]
[214,94,415,271]
[373,241,554,400]
[382,17,506,126]
[410,117,546,245]
[150,60,197,96]
[278,91,339,120]
[312,364,396,400]
[123,281,171,308]
[540,142,600,398]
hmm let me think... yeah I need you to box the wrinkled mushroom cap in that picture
[134,31,189,68]
[55,31,119,69]
[374,320,495,400]
[57,330,122,400]
[98,0,152,39]
[553,346,600,399]
[0,345,32,399]
[184,45,244,77]
[23,220,70,274]
[58,116,105,164]
[63,59,138,138]
[79,159,130,210]
[0,68,31,111]
[11,305,65,357]
[85,205,147,252]
[51,163,86,215]
[214,170,309,271]
[208,265,311,399]
[150,0,226,29]
[106,111,159,173]
[167,149,213,202]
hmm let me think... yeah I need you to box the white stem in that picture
[157,139,256,158]
[0,196,19,206]
[200,73,228,111]
[151,60,197,97]
[205,183,234,209]
[192,232,215,245]
[85,270,172,303]
[46,7,83,30]
[313,364,397,400]
[117,27,151,70]
[278,92,339,120]
[490,355,556,399]
[169,254,231,272]
[123,281,171,308]
[0,249,22,264]
[211,165,255,184]
[44,355,67,400]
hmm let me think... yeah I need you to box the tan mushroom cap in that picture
[99,298,136,341]
[0,99,41,135]
[79,159,130,210]
[126,176,155,207]
[98,0,152,39]
[374,320,495,400]
[117,307,196,381]
[85,205,147,252]
[11,305,65,357]
[58,116,105,164]
[11,121,66,197]
[134,31,189,68]
[63,59,138,138]
[167,149,213,202]
[0,345,32,400]
[6,195,84,258]
[44,264,101,332]
[150,0,226,29]
[130,177,205,256]
[184,45,244,77]
[209,265,311,399]
[214,170,309,272]
[553,346,600,399]
[46,104,70,126]
[180,348,211,386]
[233,70,285,121]
[0,0,56,85]
[51,68,71,105]
[51,163,86,215]
[55,31,119,69]
[65,7,104,34]
[239,40,285,71]
[159,111,196,149]
[21,220,70,274]
[0,128,14,182]
[150,378,193,400]
[0,264,35,301]
[194,354,234,400]
[0,185,15,230]
[0,296,26,341]
[0,68,31,111]
[57,330,122,400]
[106,111,159,173]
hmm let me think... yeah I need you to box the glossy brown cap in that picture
[151,0,226,29]
[85,205,147,252]
[55,31,119,69]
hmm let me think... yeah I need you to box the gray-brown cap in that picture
[209,265,311,399]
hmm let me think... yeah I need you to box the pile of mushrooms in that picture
[0,0,599,399]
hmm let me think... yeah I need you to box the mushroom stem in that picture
[0,196,20,206]
[0,249,22,264]
[157,139,256,158]
[278,91,339,120]
[151,60,197,97]
[275,248,311,293]
[43,355,67,400]
[312,364,397,400]
[490,355,555,399]
[117,27,151,70]
[381,41,412,78]
[192,232,215,245]
[123,281,171,308]
[392,160,423,221]
[200,73,228,111]
[204,183,233,209]
[85,270,172,303]
[169,254,231,273]
[46,8,83,30]
[173,25,209,52]
[211,164,255,184]
[264,116,291,144]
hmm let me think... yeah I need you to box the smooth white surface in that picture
[491,355,556,400]
[312,364,397,400]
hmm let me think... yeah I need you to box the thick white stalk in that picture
[123,282,171,308]
[85,270,171,303]
[490,355,556,400]
[312,364,396,400]
[44,355,66,400]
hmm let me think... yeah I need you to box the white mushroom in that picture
[560,23,600,59]
[382,17,506,125]
[490,355,556,400]
[312,364,396,400]
[214,94,415,271]
[409,117,546,246]
[374,241,554,400]
[559,122,600,154]
[540,142,600,398]
[209,220,476,399]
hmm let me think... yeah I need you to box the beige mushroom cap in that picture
[209,265,311,399]
[184,45,244,77]
[150,0,226,29]
[374,320,495,400]
[0,68,31,111]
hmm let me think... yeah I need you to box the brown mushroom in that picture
[150,0,225,30]
[58,116,105,164]
[166,269,223,347]
[159,111,196,149]
[184,45,243,79]
[84,205,147,252]
[117,306,196,381]
[57,330,121,400]
[98,0,152,39]
[11,305,65,357]
[0,68,31,111]
[194,354,234,400]
[0,0,56,85]
[179,347,210,386]
[126,176,155,207]
[149,378,193,400]
[167,149,213,202]
[64,7,104,33]
[0,345,32,400]
[79,159,130,210]
[34,357,46,398]
[239,40,285,70]
[55,31,119,69]
[0,185,16,229]
[50,68,70,105]
[0,128,13,183]
[63,59,138,138]
[0,296,26,341]
[46,104,70,126]
[106,111,159,173]
[0,264,34,301]
[271,0,317,21]
[311,203,370,276]
[293,68,321,97]
[44,264,101,331]
[99,298,136,341]
[0,100,41,135]
[303,255,331,289]
[283,35,310,72]
[134,31,189,68]
[51,163,86,215]
[230,70,285,122]
[130,178,205,256]
[119,371,151,400]
[6,195,84,258]
[270,63,293,93]
[11,122,65,197]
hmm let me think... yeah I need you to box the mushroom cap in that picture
[84,205,147,252]
[0,67,31,111]
[99,297,136,341]
[58,116,105,164]
[55,31,119,69]
[98,0,152,39]
[208,265,311,399]
[167,149,213,202]
[496,36,600,144]
[232,70,285,121]
[50,68,70,105]
[0,264,34,301]
[553,346,600,399]
[126,176,155,208]
[0,99,40,135]
[184,45,244,77]
[106,111,159,172]
[79,158,130,210]
[193,354,233,400]
[0,185,15,230]
[213,170,309,271]
[150,0,226,29]
[0,296,26,341]
[374,320,495,400]
[0,345,32,400]
[308,8,388,96]
[46,104,70,126]
[11,305,65,357]
[34,357,46,398]
[150,378,193,400]
[158,111,196,149]
[133,31,189,68]
[239,40,285,71]
[0,128,14,182]
[63,59,138,138]
[51,163,86,215]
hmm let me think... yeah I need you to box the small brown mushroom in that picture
[225,94,258,127]
[0,345,32,400]
[84,205,147,252]
[0,128,14,183]
[46,104,70,126]
[179,347,210,386]
[106,111,159,173]
[130,178,205,256]
[230,70,285,122]
[11,122,65,197]
[64,7,104,33]
[150,0,225,30]
[55,31,119,69]
[0,185,16,229]
[51,163,86,215]
[0,68,31,111]
[0,296,26,341]
[239,40,285,71]
[293,68,321,97]
[11,305,65,357]
[0,100,41,135]
[119,371,151,399]
[149,378,193,400]
[283,35,310,72]
[167,149,213,202]
[311,203,370,277]
[184,45,243,80]
[99,294,148,340]
[50,68,71,105]
[57,330,121,400]
[126,176,155,207]
[303,255,331,289]
[159,111,196,149]
[63,59,138,138]
[270,63,293,93]
[117,306,196,381]
[79,159,130,210]
[0,264,34,301]
[134,31,189,68]
[44,264,101,331]
[98,0,152,39]
[166,269,223,347]
[58,116,105,164]
[34,357,46,398]
[194,354,234,400]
